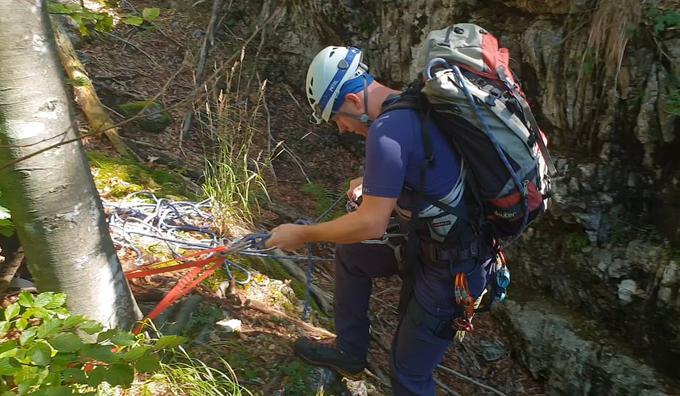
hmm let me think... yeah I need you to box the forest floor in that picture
[73,1,546,395]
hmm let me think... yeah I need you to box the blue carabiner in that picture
[425,57,451,80]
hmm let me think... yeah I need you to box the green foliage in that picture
[565,232,589,251]
[0,206,13,238]
[48,2,161,35]
[202,69,271,225]
[281,360,311,395]
[301,182,345,220]
[87,151,192,200]
[157,345,251,396]
[0,191,14,238]
[645,7,680,33]
[0,292,187,395]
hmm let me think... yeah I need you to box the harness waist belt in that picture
[419,241,480,265]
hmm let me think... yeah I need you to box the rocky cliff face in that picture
[258,0,680,392]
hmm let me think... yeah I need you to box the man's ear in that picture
[344,93,362,110]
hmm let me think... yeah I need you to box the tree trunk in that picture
[0,1,141,329]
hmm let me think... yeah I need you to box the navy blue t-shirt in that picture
[362,108,461,206]
[362,109,491,317]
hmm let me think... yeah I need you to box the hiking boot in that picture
[293,337,366,379]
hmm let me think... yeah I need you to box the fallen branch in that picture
[436,364,508,396]
[51,19,138,160]
[245,298,335,338]
[270,248,332,314]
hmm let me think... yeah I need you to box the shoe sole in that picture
[296,354,365,380]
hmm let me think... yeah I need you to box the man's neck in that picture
[365,82,401,120]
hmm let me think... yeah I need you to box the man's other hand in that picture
[347,176,363,201]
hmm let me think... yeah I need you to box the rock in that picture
[117,100,172,133]
[495,299,671,395]
[480,339,506,362]
[617,279,639,304]
[215,318,242,333]
[344,379,368,396]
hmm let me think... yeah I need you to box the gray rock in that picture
[495,300,671,395]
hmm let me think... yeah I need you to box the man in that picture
[266,46,495,395]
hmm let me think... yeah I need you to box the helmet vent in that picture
[329,50,335,57]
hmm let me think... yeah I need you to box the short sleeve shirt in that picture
[362,108,462,207]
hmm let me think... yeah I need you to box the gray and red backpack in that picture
[383,23,557,328]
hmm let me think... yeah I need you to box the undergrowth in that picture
[201,50,273,230]
[87,151,192,200]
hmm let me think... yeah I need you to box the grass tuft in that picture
[201,50,271,232]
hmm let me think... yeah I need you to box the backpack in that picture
[382,24,557,332]
[385,23,556,245]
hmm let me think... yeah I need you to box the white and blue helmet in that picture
[306,46,368,124]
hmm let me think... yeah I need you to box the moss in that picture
[565,232,590,251]
[87,151,196,200]
[117,100,172,133]
[242,256,323,316]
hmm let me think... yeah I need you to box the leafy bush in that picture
[0,292,186,395]
[47,2,160,36]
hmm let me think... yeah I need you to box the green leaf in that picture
[0,219,14,237]
[44,293,67,309]
[50,352,78,370]
[105,364,134,387]
[0,204,10,220]
[1,390,18,396]
[0,340,17,356]
[152,335,186,350]
[96,328,117,343]
[4,303,20,320]
[47,2,71,14]
[0,357,20,375]
[33,385,73,396]
[123,16,144,26]
[50,333,84,353]
[23,307,50,320]
[33,293,54,307]
[36,318,62,338]
[80,344,117,364]
[18,292,34,307]
[15,317,28,331]
[110,332,136,347]
[86,365,107,387]
[121,345,151,362]
[29,341,52,366]
[134,353,160,373]
[0,321,9,334]
[61,315,87,330]
[78,320,103,335]
[142,7,160,22]
[62,367,88,384]
[95,15,114,32]
[19,327,37,345]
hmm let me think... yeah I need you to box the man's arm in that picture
[265,194,397,251]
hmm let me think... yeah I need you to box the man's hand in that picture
[265,223,308,251]
[347,176,363,201]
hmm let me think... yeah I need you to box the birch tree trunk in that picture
[0,0,141,329]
